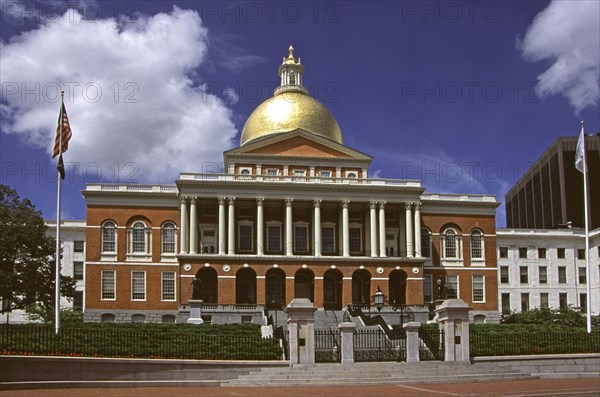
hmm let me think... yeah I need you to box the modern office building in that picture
[82,47,501,324]
[505,135,600,230]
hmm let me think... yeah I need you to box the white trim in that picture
[100,270,116,301]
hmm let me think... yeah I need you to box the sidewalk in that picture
[1,378,599,397]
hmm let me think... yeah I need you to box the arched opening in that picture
[294,268,314,301]
[352,269,371,305]
[389,270,408,305]
[196,267,218,304]
[323,269,343,310]
[265,268,286,308]
[236,267,257,304]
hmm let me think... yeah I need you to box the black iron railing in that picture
[0,325,283,360]
[353,328,406,362]
[418,326,444,361]
[315,328,341,363]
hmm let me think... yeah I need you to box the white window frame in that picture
[446,275,459,299]
[472,275,485,303]
[200,226,217,254]
[470,229,484,262]
[293,169,307,182]
[161,271,176,301]
[319,170,332,179]
[321,223,336,254]
[266,221,282,253]
[239,167,252,180]
[101,221,117,261]
[266,168,279,181]
[238,220,254,253]
[101,270,116,300]
[293,222,310,253]
[441,228,463,265]
[127,221,151,261]
[161,222,177,259]
[349,223,362,254]
[131,271,146,301]
[385,229,398,257]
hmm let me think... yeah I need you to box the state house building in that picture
[83,47,500,324]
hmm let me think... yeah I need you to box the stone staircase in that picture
[222,361,537,387]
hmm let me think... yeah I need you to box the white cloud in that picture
[0,6,237,182]
[519,0,600,114]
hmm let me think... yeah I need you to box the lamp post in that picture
[374,286,385,312]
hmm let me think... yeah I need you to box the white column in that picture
[256,198,264,256]
[414,202,421,258]
[313,200,321,257]
[285,199,293,256]
[378,202,386,258]
[362,168,368,179]
[283,165,289,177]
[228,198,235,255]
[405,202,414,258]
[369,201,378,257]
[179,197,188,254]
[341,201,350,257]
[218,197,226,255]
[189,197,198,254]
[309,166,315,178]
[256,164,262,181]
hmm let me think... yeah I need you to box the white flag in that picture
[575,124,585,174]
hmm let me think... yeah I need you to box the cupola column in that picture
[256,198,264,256]
[378,202,386,258]
[405,203,414,258]
[189,198,198,254]
[341,201,350,257]
[313,200,321,257]
[228,198,236,255]
[414,203,422,258]
[218,198,226,255]
[179,197,188,254]
[369,201,378,257]
[285,199,293,256]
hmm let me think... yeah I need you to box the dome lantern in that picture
[276,45,308,95]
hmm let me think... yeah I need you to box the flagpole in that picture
[54,90,64,335]
[580,121,592,334]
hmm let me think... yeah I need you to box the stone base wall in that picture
[84,309,178,323]
[469,310,501,324]
[473,353,600,375]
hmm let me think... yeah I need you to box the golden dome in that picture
[240,91,343,146]
[240,46,342,146]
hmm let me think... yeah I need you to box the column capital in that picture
[369,201,377,209]
[414,202,421,211]
[340,200,350,209]
[190,197,197,204]
[379,201,386,209]
[405,202,413,210]
[228,197,236,204]
[217,197,226,205]
[313,199,321,208]
[256,198,264,206]
[285,199,294,207]
[180,196,188,204]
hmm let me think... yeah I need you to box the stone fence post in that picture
[284,298,317,366]
[338,314,356,363]
[403,322,421,363]
[435,299,471,362]
[187,299,204,324]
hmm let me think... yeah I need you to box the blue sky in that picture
[1,0,599,227]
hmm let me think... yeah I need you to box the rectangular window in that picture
[577,249,586,260]
[238,224,253,252]
[557,248,565,259]
[74,261,84,280]
[578,267,586,284]
[580,293,587,311]
[131,271,146,301]
[319,170,332,178]
[500,266,509,284]
[294,225,309,253]
[472,275,485,303]
[521,293,529,312]
[540,293,549,309]
[162,272,176,301]
[538,247,546,259]
[424,275,432,303]
[499,247,508,258]
[73,291,83,311]
[539,266,547,284]
[349,227,362,253]
[558,267,567,284]
[559,293,568,309]
[518,247,527,259]
[501,293,511,313]
[267,225,281,252]
[74,241,84,252]
[101,270,115,300]
[520,266,528,284]
[446,275,458,299]
[322,226,335,254]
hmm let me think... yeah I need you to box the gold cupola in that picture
[240,46,343,146]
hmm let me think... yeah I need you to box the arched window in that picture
[161,222,176,254]
[442,228,461,259]
[162,314,176,323]
[101,313,115,323]
[389,270,407,305]
[470,229,483,260]
[131,314,145,323]
[236,268,257,304]
[323,269,343,310]
[195,267,218,304]
[266,268,286,308]
[352,269,371,305]
[101,221,116,253]
[289,71,296,85]
[294,269,314,301]
[420,228,432,258]
[473,314,486,324]
[131,222,146,253]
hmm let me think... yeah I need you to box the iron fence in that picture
[470,330,600,357]
[418,326,444,361]
[0,325,283,360]
[315,328,340,363]
[353,328,406,362]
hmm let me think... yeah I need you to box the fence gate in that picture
[353,328,406,362]
[315,328,341,363]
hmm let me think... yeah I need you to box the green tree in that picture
[0,184,75,321]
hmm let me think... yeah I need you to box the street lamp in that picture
[374,286,385,312]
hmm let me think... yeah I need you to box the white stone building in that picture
[497,227,600,315]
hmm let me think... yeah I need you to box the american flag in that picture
[52,102,72,158]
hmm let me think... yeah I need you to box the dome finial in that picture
[289,45,294,57]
